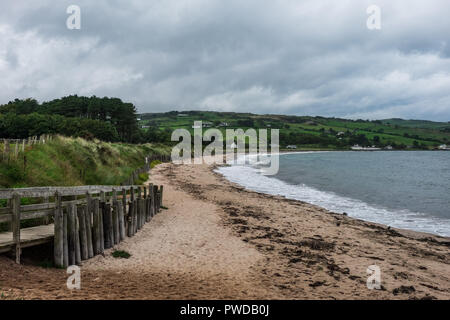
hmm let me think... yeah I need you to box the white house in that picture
[286,145,297,149]
[439,144,450,150]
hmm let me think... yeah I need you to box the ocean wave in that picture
[216,164,450,237]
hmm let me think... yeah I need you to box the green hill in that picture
[139,111,450,150]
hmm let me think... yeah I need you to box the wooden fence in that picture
[122,154,171,185]
[0,183,164,267]
[1,135,53,162]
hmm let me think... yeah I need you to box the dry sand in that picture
[0,161,449,300]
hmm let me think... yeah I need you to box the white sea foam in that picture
[216,163,450,237]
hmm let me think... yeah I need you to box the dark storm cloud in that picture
[0,0,449,120]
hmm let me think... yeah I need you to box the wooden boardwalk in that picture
[0,224,54,254]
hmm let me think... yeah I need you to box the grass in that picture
[139,111,450,149]
[112,250,131,259]
[0,136,171,231]
[134,172,149,185]
[150,160,162,168]
[0,135,171,188]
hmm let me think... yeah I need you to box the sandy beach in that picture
[0,161,449,300]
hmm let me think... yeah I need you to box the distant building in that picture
[286,145,297,149]
[385,145,393,150]
[219,122,229,127]
[351,144,381,151]
[192,121,213,129]
[439,144,450,150]
[336,132,345,136]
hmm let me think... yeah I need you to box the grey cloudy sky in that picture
[1,0,449,120]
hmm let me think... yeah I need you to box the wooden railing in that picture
[0,183,164,267]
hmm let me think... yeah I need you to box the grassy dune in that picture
[0,136,171,189]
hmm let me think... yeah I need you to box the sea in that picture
[217,151,450,237]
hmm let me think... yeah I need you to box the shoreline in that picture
[216,159,450,238]
[0,161,448,299]
[214,162,450,241]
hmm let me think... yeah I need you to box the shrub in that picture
[112,250,131,259]
[150,160,162,168]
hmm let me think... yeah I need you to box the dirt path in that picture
[79,166,273,299]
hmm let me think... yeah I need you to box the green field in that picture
[138,111,450,150]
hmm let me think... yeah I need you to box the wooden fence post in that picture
[63,208,69,268]
[122,188,127,212]
[75,206,81,265]
[92,199,102,255]
[118,201,126,241]
[148,183,153,220]
[99,201,104,253]
[67,204,76,265]
[11,193,21,264]
[138,198,143,228]
[149,184,155,218]
[133,198,138,233]
[153,185,158,215]
[85,192,94,258]
[144,187,150,222]
[159,186,164,207]
[78,206,88,261]
[53,192,64,268]
[127,199,134,237]
[112,201,120,245]
[130,187,135,235]
[157,191,161,213]
[143,187,148,223]
[103,203,113,249]
[136,187,142,230]
[121,188,127,233]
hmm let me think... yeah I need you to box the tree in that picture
[0,96,139,143]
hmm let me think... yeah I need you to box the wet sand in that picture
[0,161,449,299]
